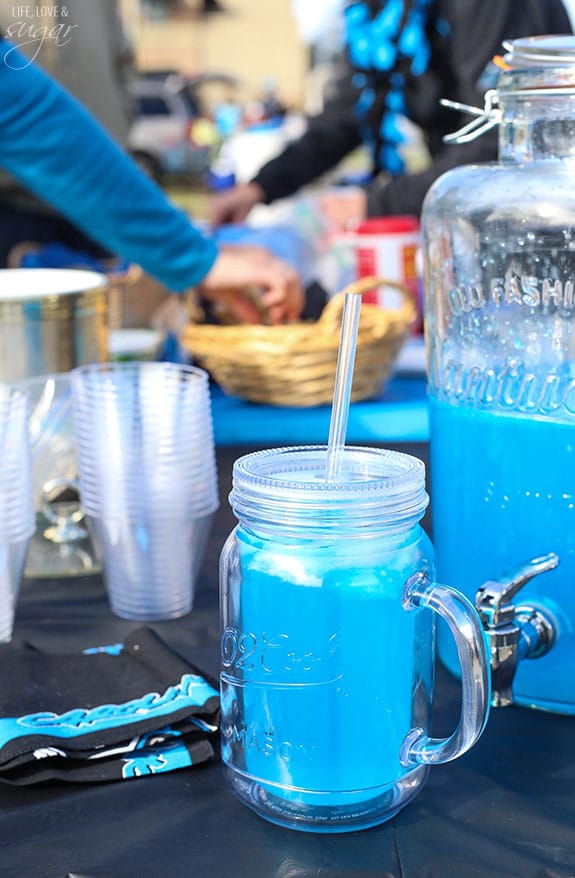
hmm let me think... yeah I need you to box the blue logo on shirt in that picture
[0,674,219,746]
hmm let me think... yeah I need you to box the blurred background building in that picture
[119,0,309,109]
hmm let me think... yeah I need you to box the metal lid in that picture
[502,35,575,68]
[441,35,575,146]
[0,269,107,302]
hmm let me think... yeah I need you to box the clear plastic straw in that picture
[325,277,388,481]
[325,290,363,481]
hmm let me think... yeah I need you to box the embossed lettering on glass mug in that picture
[221,626,342,680]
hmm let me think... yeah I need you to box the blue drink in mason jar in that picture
[219,445,489,831]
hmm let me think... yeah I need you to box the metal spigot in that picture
[475,553,559,707]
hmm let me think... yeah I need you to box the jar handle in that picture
[400,572,491,767]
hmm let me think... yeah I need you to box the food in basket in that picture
[180,277,416,407]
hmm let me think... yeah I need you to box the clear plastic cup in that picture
[0,384,35,637]
[0,385,35,543]
[73,437,218,521]
[15,373,76,511]
[0,537,32,641]
[70,362,219,619]
[87,511,214,620]
[70,364,217,517]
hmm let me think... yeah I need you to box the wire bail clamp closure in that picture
[441,89,501,144]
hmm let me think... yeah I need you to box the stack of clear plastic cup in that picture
[0,384,35,641]
[70,362,219,621]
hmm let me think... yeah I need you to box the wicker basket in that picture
[180,277,416,407]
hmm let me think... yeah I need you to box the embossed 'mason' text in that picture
[221,721,295,761]
[448,275,575,316]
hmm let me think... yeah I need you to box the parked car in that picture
[127,71,238,180]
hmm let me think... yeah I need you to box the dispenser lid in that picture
[503,35,575,68]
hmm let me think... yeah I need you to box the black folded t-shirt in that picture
[0,627,220,785]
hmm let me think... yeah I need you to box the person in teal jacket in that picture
[0,39,303,325]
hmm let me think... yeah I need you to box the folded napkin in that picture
[0,628,220,785]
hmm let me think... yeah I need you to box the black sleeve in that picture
[366,0,573,218]
[252,65,363,203]
[366,130,498,216]
[444,0,572,109]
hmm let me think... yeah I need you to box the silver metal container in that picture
[0,268,109,382]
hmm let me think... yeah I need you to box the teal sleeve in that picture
[0,42,218,292]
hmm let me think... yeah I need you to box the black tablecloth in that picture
[3,444,575,878]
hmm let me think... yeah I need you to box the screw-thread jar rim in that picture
[230,445,428,536]
[498,35,575,97]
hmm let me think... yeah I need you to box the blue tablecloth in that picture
[210,373,429,446]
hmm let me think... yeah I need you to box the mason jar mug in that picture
[219,445,490,832]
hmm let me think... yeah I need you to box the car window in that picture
[136,96,171,116]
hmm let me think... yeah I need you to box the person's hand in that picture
[197,244,304,324]
[319,188,367,230]
[210,182,266,227]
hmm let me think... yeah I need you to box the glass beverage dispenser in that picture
[423,36,575,713]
